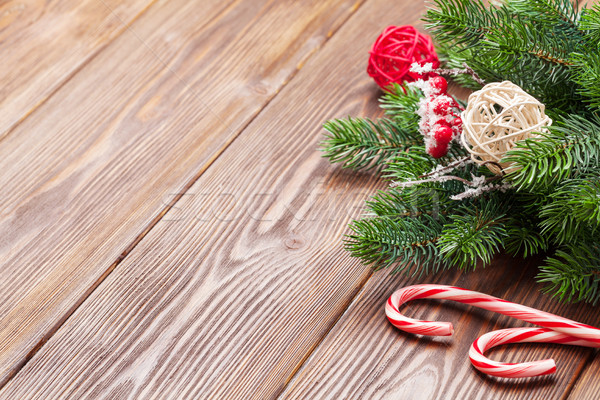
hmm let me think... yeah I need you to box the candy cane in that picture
[469,328,598,378]
[386,284,600,378]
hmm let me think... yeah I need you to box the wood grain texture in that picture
[280,256,600,400]
[0,0,157,139]
[0,0,430,398]
[0,0,362,387]
[566,352,600,399]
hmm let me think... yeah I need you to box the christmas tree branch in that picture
[345,215,449,276]
[321,117,420,172]
[438,202,509,269]
[538,239,600,304]
[504,114,600,191]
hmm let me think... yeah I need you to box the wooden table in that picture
[0,0,597,398]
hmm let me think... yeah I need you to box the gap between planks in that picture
[0,0,366,391]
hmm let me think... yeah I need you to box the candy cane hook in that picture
[470,328,598,378]
[386,284,600,378]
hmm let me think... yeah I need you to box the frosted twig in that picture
[390,171,505,200]
[434,62,486,86]
[390,173,501,189]
[390,175,468,188]
[409,62,435,75]
[418,156,471,179]
[450,182,513,200]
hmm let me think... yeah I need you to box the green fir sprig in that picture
[322,0,600,303]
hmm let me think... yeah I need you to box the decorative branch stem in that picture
[417,156,471,179]
[435,62,486,86]
[390,174,501,189]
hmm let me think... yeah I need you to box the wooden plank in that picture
[0,0,157,140]
[0,0,363,387]
[280,256,600,400]
[566,352,600,399]
[0,0,429,398]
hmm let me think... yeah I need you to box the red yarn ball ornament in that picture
[367,25,440,89]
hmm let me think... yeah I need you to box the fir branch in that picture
[538,239,600,304]
[571,49,600,110]
[366,184,456,220]
[504,114,600,192]
[320,0,600,303]
[539,174,600,244]
[506,0,582,31]
[435,44,483,89]
[427,0,587,111]
[321,117,419,172]
[438,203,509,269]
[504,215,550,257]
[483,18,575,67]
[380,84,423,131]
[477,16,581,109]
[424,0,504,47]
[383,146,435,180]
[579,4,600,44]
[345,215,448,276]
[384,146,469,182]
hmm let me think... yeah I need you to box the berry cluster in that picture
[417,76,463,158]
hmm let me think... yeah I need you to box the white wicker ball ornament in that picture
[461,81,552,175]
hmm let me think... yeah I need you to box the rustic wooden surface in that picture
[0,0,363,387]
[0,0,598,399]
[568,354,600,399]
[0,0,156,140]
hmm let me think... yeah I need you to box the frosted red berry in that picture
[433,98,452,115]
[435,118,451,128]
[429,76,448,94]
[428,142,448,159]
[434,126,453,144]
[451,117,463,134]
[451,117,463,129]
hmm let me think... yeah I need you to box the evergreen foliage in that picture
[438,201,509,269]
[321,117,420,171]
[322,0,600,303]
[345,215,448,276]
[504,114,600,191]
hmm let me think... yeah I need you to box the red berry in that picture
[451,117,463,135]
[429,76,448,94]
[433,98,452,115]
[435,118,451,128]
[434,126,453,144]
[428,142,448,159]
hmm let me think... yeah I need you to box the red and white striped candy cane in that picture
[470,328,598,378]
[386,284,600,378]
